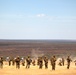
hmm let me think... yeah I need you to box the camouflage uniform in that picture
[62,58,64,66]
[50,56,56,70]
[0,56,3,69]
[67,56,72,69]
[8,57,12,66]
[39,57,43,69]
[26,56,32,68]
[32,59,35,66]
[12,58,15,66]
[21,58,25,66]
[15,56,20,69]
[37,57,40,65]
[44,56,48,69]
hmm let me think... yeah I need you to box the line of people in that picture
[0,55,75,70]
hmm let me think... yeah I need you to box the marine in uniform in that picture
[62,58,65,66]
[0,56,3,69]
[26,56,32,68]
[44,56,48,69]
[67,56,72,69]
[15,56,20,69]
[50,56,56,70]
[39,57,43,69]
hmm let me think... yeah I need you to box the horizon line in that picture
[0,39,76,41]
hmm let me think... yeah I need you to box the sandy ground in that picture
[0,61,76,75]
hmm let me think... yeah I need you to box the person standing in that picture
[32,59,36,66]
[15,56,20,69]
[39,57,43,69]
[62,58,65,66]
[21,57,25,66]
[50,56,56,70]
[0,56,3,69]
[44,56,48,69]
[37,57,40,65]
[8,57,12,66]
[26,56,32,69]
[67,56,72,69]
[12,57,15,66]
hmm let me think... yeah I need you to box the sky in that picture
[0,0,76,40]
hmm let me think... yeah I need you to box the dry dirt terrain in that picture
[0,40,76,75]
[0,61,76,75]
[0,40,76,57]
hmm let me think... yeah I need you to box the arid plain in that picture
[0,61,76,75]
[0,40,76,75]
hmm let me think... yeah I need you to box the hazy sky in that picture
[0,0,76,40]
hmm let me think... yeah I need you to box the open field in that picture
[0,40,76,57]
[0,61,76,75]
[0,40,76,75]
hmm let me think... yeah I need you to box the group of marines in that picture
[0,55,75,70]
